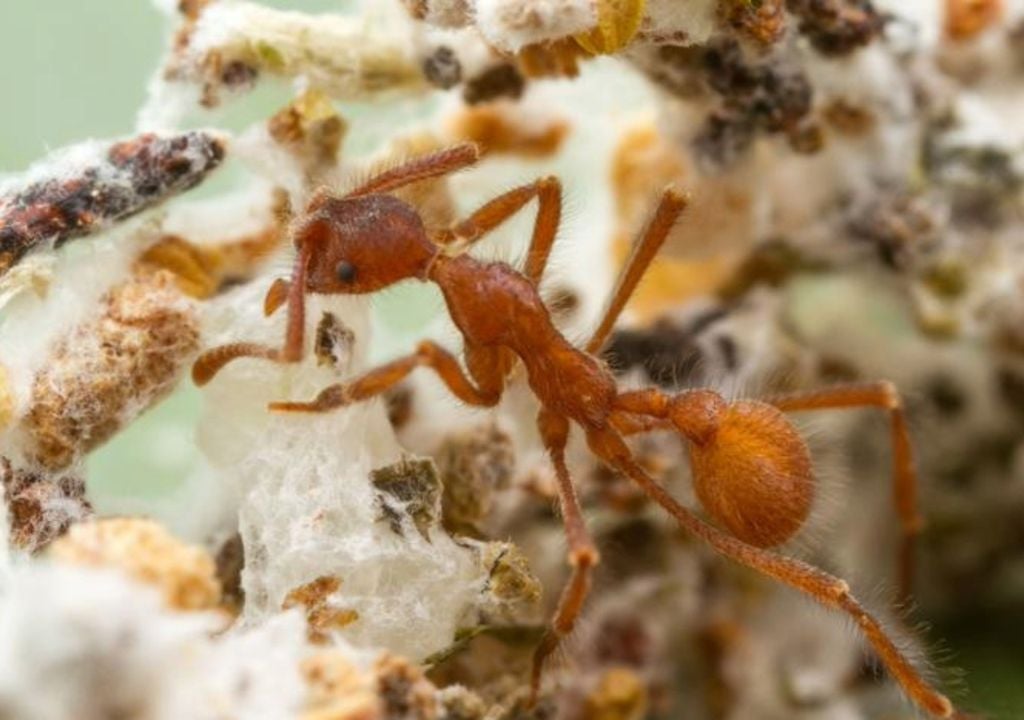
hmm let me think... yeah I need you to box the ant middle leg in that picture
[268,341,503,413]
[530,409,599,704]
[584,426,954,719]
[435,177,563,284]
[765,382,921,603]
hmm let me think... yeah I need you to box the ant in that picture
[193,144,955,718]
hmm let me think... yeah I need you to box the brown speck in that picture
[370,459,442,541]
[823,99,876,136]
[786,0,886,56]
[463,63,525,105]
[423,46,462,89]
[436,423,514,535]
[719,0,787,46]
[315,312,356,370]
[283,576,360,643]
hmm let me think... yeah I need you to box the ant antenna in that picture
[585,188,688,354]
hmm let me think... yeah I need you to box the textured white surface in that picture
[473,0,596,51]
[196,277,485,660]
[0,562,310,720]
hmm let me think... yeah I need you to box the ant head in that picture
[296,194,436,294]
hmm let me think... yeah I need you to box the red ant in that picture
[193,144,954,718]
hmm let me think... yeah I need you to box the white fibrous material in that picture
[0,562,311,720]
[0,230,140,430]
[195,278,485,661]
[418,0,474,28]
[875,0,943,50]
[16,271,199,473]
[182,2,424,101]
[0,132,225,278]
[642,0,718,45]
[472,0,597,51]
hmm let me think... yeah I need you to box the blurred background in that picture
[1,2,1022,717]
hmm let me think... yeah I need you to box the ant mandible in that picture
[193,144,954,719]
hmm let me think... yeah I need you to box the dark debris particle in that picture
[718,0,787,46]
[314,312,355,370]
[925,374,968,417]
[602,318,706,388]
[215,532,246,610]
[693,40,814,168]
[370,458,442,541]
[692,112,757,169]
[462,63,525,105]
[385,385,415,430]
[786,0,886,56]
[375,655,436,720]
[845,194,938,271]
[997,367,1024,422]
[436,423,515,535]
[717,239,826,301]
[423,46,463,89]
[0,131,226,277]
[594,613,654,668]
[220,60,259,90]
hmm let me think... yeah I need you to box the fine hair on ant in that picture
[193,143,954,718]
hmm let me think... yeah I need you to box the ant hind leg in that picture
[529,409,599,705]
[586,189,688,354]
[766,381,922,604]
[585,426,954,720]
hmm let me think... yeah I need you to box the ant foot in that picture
[267,384,350,413]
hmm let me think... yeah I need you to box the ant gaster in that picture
[193,144,953,719]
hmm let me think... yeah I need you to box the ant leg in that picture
[435,177,562,284]
[608,388,673,435]
[586,189,688,354]
[766,382,921,603]
[585,426,954,720]
[345,143,480,198]
[530,409,599,704]
[192,243,315,385]
[609,411,671,436]
[268,341,501,412]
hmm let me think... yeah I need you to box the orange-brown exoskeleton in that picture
[193,144,953,718]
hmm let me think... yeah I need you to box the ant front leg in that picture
[192,242,315,386]
[269,341,502,413]
[585,426,955,720]
[766,382,922,604]
[530,409,599,705]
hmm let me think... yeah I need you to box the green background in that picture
[1,2,1021,717]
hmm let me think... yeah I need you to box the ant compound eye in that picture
[335,260,357,283]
